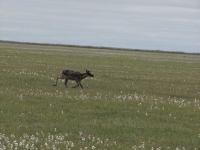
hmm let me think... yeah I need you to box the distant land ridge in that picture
[0,40,199,55]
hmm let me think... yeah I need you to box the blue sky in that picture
[0,0,200,53]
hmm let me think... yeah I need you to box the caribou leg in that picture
[79,81,83,89]
[72,81,83,89]
[53,77,59,86]
[53,74,65,86]
[64,79,68,87]
[72,81,80,88]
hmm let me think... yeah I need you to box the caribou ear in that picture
[84,68,90,72]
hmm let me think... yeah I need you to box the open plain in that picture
[0,42,199,149]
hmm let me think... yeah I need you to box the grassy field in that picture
[0,42,199,150]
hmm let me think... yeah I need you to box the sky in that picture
[0,0,200,53]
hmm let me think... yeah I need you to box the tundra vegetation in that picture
[0,42,199,150]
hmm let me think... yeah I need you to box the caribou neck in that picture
[81,73,88,79]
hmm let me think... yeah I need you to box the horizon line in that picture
[0,40,199,55]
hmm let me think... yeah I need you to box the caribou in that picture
[53,69,94,89]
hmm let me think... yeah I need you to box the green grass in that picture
[0,42,200,149]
